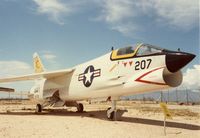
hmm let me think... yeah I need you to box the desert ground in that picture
[0,100,199,138]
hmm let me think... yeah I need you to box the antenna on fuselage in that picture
[111,47,114,51]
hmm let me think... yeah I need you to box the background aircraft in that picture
[0,43,195,120]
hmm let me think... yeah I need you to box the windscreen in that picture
[136,44,163,56]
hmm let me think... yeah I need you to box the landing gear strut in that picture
[77,103,84,112]
[107,100,117,120]
[36,104,42,113]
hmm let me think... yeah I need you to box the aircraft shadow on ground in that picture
[0,109,199,130]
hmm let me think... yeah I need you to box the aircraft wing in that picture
[0,68,75,83]
[0,87,15,92]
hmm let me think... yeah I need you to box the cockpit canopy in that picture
[111,43,164,60]
[116,46,134,56]
[136,44,163,56]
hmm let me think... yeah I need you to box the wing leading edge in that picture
[0,68,75,83]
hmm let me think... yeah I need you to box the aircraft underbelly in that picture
[63,83,169,101]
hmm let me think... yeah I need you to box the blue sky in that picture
[0,0,199,92]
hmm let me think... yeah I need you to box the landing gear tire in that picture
[36,104,42,113]
[107,107,114,120]
[77,103,84,112]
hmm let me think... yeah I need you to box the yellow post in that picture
[164,116,166,136]
[160,102,172,136]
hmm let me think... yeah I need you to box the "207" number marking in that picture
[135,59,152,70]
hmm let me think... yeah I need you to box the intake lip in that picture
[166,52,196,73]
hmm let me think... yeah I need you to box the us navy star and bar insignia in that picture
[78,65,101,87]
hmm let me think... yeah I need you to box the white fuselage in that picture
[0,44,194,104]
[57,53,170,101]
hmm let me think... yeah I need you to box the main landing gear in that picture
[35,102,84,113]
[76,103,84,112]
[106,100,117,121]
[36,104,42,113]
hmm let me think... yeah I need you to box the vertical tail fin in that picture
[33,53,45,73]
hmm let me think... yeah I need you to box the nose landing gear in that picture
[106,100,117,121]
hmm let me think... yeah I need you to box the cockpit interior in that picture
[111,43,164,60]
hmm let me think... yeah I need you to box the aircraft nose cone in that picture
[166,52,196,72]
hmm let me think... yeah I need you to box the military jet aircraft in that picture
[0,43,195,120]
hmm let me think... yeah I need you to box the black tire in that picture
[36,104,42,113]
[107,107,114,120]
[77,103,84,112]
